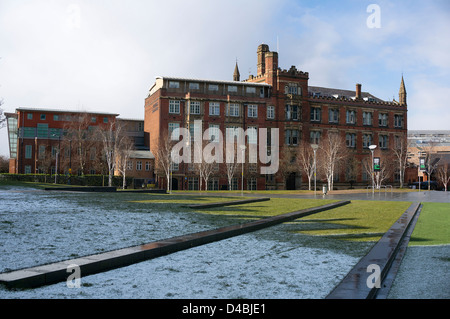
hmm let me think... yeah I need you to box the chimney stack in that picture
[356,83,362,99]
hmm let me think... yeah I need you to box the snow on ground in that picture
[0,186,448,299]
[387,245,450,299]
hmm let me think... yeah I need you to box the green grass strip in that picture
[295,200,412,242]
[409,202,450,246]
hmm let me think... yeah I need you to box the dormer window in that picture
[169,81,179,89]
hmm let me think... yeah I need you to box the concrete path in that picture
[0,200,349,289]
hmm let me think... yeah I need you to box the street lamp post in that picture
[311,144,319,197]
[369,145,377,195]
[240,145,246,197]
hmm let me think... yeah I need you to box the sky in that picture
[1,0,449,157]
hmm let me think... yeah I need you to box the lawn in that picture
[135,194,413,243]
[282,200,412,242]
[409,202,450,246]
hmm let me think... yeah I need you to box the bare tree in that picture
[155,136,174,193]
[37,144,53,183]
[116,136,134,189]
[224,143,239,191]
[0,155,9,173]
[97,120,124,187]
[62,113,97,176]
[421,142,440,190]
[436,162,450,192]
[296,140,315,190]
[391,136,410,188]
[0,99,6,129]
[278,145,298,189]
[362,152,394,189]
[318,132,347,191]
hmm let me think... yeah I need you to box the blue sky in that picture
[1,0,449,156]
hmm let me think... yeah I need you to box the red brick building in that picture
[6,108,118,176]
[145,44,407,190]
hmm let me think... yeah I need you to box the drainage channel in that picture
[326,202,422,299]
[0,200,350,289]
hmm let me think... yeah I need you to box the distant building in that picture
[5,108,154,187]
[406,130,450,184]
[5,107,118,176]
[145,44,408,190]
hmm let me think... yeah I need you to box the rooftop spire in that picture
[399,75,407,106]
[233,60,240,82]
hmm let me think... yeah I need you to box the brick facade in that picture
[144,44,408,191]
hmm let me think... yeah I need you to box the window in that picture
[285,105,299,121]
[168,123,180,140]
[247,178,257,190]
[379,134,388,149]
[188,177,199,190]
[189,82,199,90]
[285,129,299,145]
[246,87,256,94]
[40,114,46,120]
[23,127,35,138]
[169,100,180,114]
[226,125,242,142]
[127,161,133,170]
[190,101,200,114]
[267,106,275,119]
[363,134,373,148]
[169,81,179,88]
[25,165,32,174]
[91,117,97,123]
[310,107,321,122]
[37,123,48,138]
[228,103,240,117]
[363,112,373,126]
[231,177,239,190]
[136,161,142,171]
[25,145,32,159]
[103,117,108,123]
[207,178,219,191]
[285,84,301,95]
[394,114,404,128]
[310,131,321,144]
[189,122,201,142]
[378,113,388,127]
[329,109,339,124]
[170,162,179,171]
[228,85,237,93]
[346,110,356,124]
[27,113,33,120]
[209,102,220,116]
[247,126,257,144]
[209,124,220,142]
[38,145,45,159]
[208,84,219,91]
[90,147,96,160]
[145,161,151,171]
[248,105,258,118]
[53,115,60,121]
[346,133,356,148]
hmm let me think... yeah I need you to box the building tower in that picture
[233,61,240,82]
[257,44,269,76]
[399,76,407,106]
